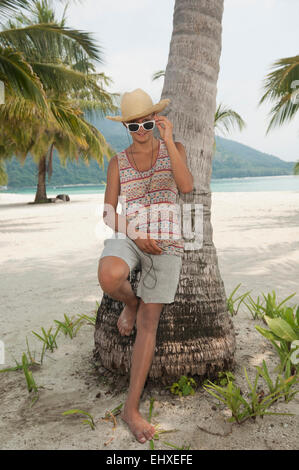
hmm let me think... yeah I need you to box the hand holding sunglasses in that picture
[154,115,173,143]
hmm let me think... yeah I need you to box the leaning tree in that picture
[94,0,236,391]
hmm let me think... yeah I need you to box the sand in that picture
[0,190,298,450]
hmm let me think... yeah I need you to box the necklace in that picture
[127,136,157,202]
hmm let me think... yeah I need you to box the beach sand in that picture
[0,190,298,450]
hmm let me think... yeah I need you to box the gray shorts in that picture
[98,235,182,304]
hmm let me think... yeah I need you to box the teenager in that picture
[98,88,193,444]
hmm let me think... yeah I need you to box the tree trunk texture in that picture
[94,0,236,390]
[34,154,48,203]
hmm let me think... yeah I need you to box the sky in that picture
[55,0,299,163]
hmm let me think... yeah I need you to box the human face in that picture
[123,113,156,140]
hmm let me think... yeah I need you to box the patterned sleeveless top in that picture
[117,138,184,257]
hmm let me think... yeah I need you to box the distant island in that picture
[2,114,295,188]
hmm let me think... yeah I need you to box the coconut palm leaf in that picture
[0,23,103,63]
[0,0,30,17]
[259,55,299,134]
[152,69,165,81]
[0,0,76,18]
[214,103,246,135]
[0,45,47,105]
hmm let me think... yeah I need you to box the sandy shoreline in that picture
[0,190,298,450]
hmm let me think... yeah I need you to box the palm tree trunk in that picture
[34,154,48,203]
[94,0,236,389]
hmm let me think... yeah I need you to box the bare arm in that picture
[102,155,129,236]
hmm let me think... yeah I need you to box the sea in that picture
[1,175,299,195]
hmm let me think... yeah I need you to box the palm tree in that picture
[258,55,299,175]
[152,71,246,151]
[0,0,119,202]
[94,0,236,388]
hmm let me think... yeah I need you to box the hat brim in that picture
[105,98,171,122]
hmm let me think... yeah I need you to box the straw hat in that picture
[105,88,171,122]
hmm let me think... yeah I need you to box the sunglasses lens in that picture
[128,123,139,132]
[143,121,155,130]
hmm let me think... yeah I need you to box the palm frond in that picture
[0,0,30,17]
[214,103,246,136]
[49,98,115,164]
[0,45,47,106]
[0,23,104,64]
[152,70,165,81]
[258,55,299,134]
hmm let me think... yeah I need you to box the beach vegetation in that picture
[255,359,299,403]
[22,352,39,405]
[203,365,297,424]
[166,375,197,397]
[62,408,96,430]
[227,283,251,316]
[147,397,178,450]
[255,312,299,375]
[54,313,84,339]
[163,441,191,450]
[248,290,297,321]
[32,325,59,353]
[77,313,97,326]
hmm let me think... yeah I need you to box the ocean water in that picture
[1,175,299,195]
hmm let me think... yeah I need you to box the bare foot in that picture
[117,297,140,336]
[120,409,156,444]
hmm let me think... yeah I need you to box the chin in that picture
[135,134,150,139]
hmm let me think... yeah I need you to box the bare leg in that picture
[121,299,164,443]
[98,257,139,335]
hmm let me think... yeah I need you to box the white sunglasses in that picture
[124,120,156,132]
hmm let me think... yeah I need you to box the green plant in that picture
[255,360,281,395]
[163,441,191,450]
[32,326,59,352]
[102,403,123,419]
[0,363,23,373]
[243,294,265,320]
[62,409,96,430]
[54,314,83,339]
[25,335,44,367]
[203,366,295,424]
[254,359,299,402]
[217,371,236,386]
[260,291,296,321]
[167,375,197,397]
[101,403,124,446]
[227,283,251,316]
[255,313,299,374]
[22,353,39,405]
[0,342,38,373]
[147,397,178,450]
[77,313,97,326]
